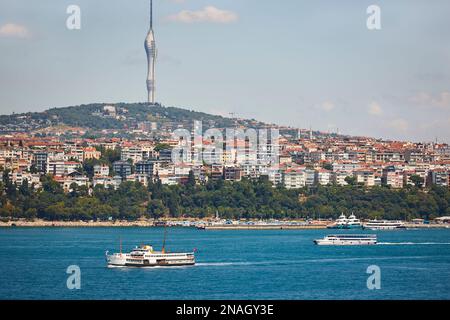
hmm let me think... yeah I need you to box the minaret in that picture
[145,0,157,105]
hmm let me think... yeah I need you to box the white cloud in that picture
[167,6,238,24]
[388,118,409,133]
[410,91,450,108]
[318,101,335,112]
[368,102,383,116]
[0,23,30,38]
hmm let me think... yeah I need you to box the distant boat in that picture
[346,213,362,229]
[314,234,377,246]
[327,213,362,229]
[363,220,405,230]
[153,221,167,227]
[327,213,348,229]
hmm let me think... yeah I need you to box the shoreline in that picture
[0,220,155,228]
[0,220,449,229]
[200,225,327,230]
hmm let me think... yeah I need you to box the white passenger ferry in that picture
[363,220,405,230]
[106,244,195,267]
[314,234,377,246]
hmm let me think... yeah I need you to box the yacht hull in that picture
[345,224,362,229]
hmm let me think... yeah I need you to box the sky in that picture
[0,0,449,142]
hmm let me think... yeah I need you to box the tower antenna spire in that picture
[150,0,153,29]
[145,0,157,105]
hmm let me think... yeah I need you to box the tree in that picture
[409,175,424,188]
[1,162,450,222]
[41,175,63,194]
[2,169,10,185]
[187,170,196,188]
[322,162,333,171]
[148,200,168,219]
[0,203,21,218]
[154,143,171,152]
[24,208,37,219]
[18,179,31,197]
[167,192,180,217]
[345,176,357,186]
[82,158,101,178]
[69,183,79,197]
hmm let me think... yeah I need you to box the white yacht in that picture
[363,220,405,230]
[327,213,348,229]
[314,234,377,246]
[106,244,195,267]
[346,213,362,229]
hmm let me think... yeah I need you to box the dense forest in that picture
[1,170,449,221]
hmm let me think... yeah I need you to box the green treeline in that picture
[1,172,449,221]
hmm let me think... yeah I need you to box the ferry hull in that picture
[363,225,406,230]
[106,252,195,267]
[314,234,377,246]
[314,239,377,246]
[363,226,396,230]
[108,261,196,267]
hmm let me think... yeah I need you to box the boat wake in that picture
[195,255,438,267]
[196,262,254,267]
[378,242,450,245]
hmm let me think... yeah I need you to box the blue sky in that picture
[0,0,449,142]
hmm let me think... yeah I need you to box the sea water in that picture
[0,227,449,300]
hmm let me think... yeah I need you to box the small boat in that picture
[363,220,405,230]
[314,234,377,246]
[153,221,167,227]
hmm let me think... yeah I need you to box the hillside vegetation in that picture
[1,172,449,221]
[1,103,248,131]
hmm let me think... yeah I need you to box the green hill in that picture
[0,103,266,133]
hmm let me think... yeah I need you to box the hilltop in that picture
[0,103,269,134]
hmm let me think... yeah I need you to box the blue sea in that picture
[0,227,449,300]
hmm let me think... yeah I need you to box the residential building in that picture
[94,164,110,176]
[282,168,306,189]
[113,161,132,180]
[354,168,375,187]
